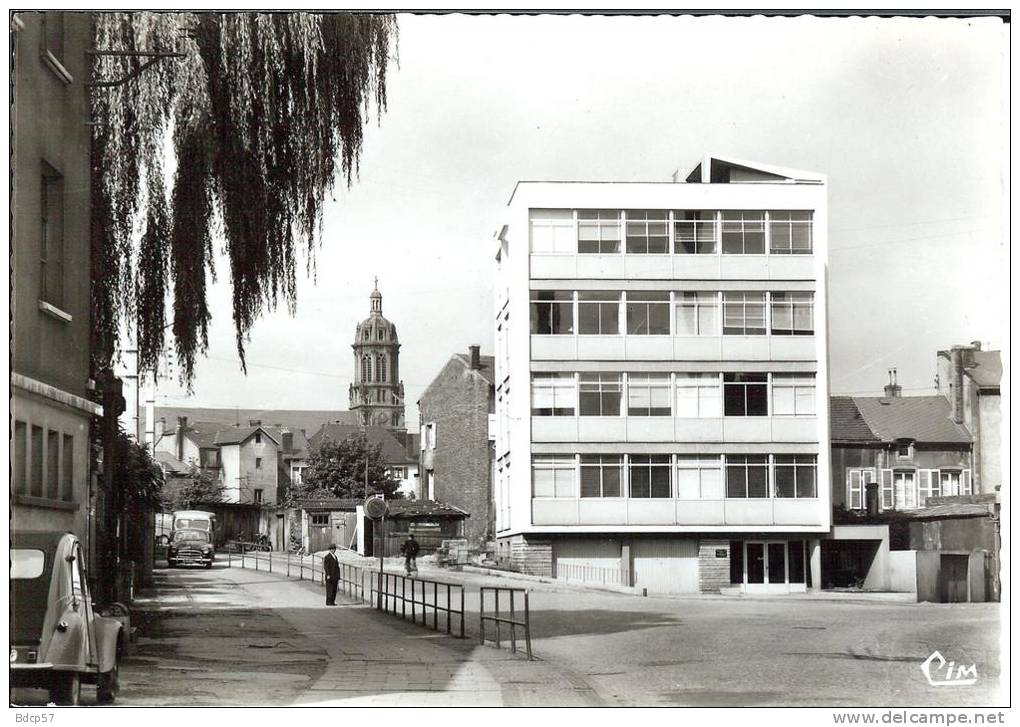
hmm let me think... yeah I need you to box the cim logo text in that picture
[921,651,978,687]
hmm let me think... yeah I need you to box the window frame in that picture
[675,373,722,418]
[578,373,622,417]
[624,209,670,254]
[720,210,766,254]
[771,373,816,416]
[725,454,770,498]
[532,455,577,498]
[722,292,766,336]
[628,455,673,498]
[768,210,813,255]
[626,373,672,417]
[577,209,622,254]
[530,290,574,335]
[773,455,818,498]
[770,292,814,336]
[531,373,577,417]
[626,292,671,335]
[674,210,717,254]
[723,372,769,417]
[675,455,724,499]
[675,291,720,336]
[577,291,621,335]
[579,455,623,498]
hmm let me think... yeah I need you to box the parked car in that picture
[166,529,215,568]
[10,531,126,705]
[171,510,216,538]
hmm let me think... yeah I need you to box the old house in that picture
[418,345,496,549]
[310,423,419,497]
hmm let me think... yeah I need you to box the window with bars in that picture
[726,455,770,498]
[578,291,621,335]
[531,373,577,416]
[532,456,577,498]
[626,292,670,335]
[771,373,816,416]
[627,373,672,416]
[675,455,724,499]
[774,455,817,498]
[674,210,717,254]
[580,455,623,497]
[675,292,719,335]
[530,291,574,334]
[628,455,672,498]
[578,373,622,416]
[675,373,721,418]
[721,211,765,254]
[625,210,669,253]
[770,292,814,335]
[723,373,768,416]
[577,209,622,254]
[769,211,813,254]
[529,209,575,253]
[722,292,766,335]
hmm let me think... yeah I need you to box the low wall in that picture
[888,550,918,594]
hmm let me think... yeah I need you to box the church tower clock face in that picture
[349,280,406,433]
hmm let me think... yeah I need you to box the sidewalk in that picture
[212,562,603,706]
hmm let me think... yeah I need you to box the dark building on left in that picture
[11,14,101,543]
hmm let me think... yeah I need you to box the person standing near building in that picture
[400,533,420,576]
[323,543,340,605]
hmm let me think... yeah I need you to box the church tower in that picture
[349,281,406,432]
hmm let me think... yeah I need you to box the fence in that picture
[227,550,328,587]
[552,561,631,587]
[369,571,465,637]
[479,586,532,660]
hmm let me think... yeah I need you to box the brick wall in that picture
[698,538,731,593]
[500,534,552,576]
[419,357,494,548]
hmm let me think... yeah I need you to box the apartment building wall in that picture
[419,356,495,548]
[493,162,830,591]
[11,13,100,538]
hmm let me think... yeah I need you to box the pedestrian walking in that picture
[323,543,340,605]
[400,533,420,576]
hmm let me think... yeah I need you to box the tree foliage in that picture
[165,467,226,510]
[103,429,165,513]
[89,12,397,384]
[297,433,401,501]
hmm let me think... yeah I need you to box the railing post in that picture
[509,589,517,653]
[460,587,465,639]
[402,576,406,619]
[479,589,485,644]
[524,590,533,660]
[495,589,501,649]
[269,552,273,573]
[433,582,438,632]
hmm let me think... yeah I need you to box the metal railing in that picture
[227,550,328,586]
[479,586,532,659]
[368,571,465,638]
[552,561,630,587]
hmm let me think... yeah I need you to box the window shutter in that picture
[880,469,894,510]
[918,469,930,507]
[848,470,862,510]
[420,425,427,451]
[963,469,973,495]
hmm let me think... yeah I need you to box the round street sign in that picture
[364,495,388,520]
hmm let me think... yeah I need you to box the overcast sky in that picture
[155,13,1008,426]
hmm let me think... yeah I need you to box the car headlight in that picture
[202,546,212,553]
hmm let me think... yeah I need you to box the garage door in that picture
[632,538,700,594]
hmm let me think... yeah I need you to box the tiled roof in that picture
[154,450,190,474]
[157,407,360,434]
[453,353,497,385]
[298,497,362,511]
[852,396,972,444]
[967,350,1002,390]
[901,503,992,520]
[180,421,227,449]
[830,396,878,442]
[310,424,417,464]
[214,425,281,446]
[386,499,469,519]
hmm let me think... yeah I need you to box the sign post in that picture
[364,495,389,609]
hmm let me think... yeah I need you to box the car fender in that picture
[94,616,123,673]
[45,609,88,670]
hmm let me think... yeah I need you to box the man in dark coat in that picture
[323,543,341,605]
[400,533,420,576]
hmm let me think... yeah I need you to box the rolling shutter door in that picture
[631,538,700,594]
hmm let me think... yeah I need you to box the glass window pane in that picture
[774,466,796,498]
[726,466,746,498]
[747,465,768,497]
[676,468,700,499]
[799,465,816,498]
[701,467,723,498]
[580,466,601,498]
[533,467,556,498]
[602,464,621,497]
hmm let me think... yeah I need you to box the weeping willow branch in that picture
[89,11,396,386]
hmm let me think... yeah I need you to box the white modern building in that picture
[492,155,830,594]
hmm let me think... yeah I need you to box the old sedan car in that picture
[166,528,215,568]
[10,531,126,705]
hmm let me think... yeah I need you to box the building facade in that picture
[349,283,406,432]
[11,13,102,539]
[418,345,496,548]
[492,155,830,594]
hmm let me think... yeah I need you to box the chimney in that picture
[176,416,189,460]
[248,419,262,427]
[949,346,968,424]
[970,340,982,351]
[282,430,293,453]
[469,345,481,370]
[884,369,902,398]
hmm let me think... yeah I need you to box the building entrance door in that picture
[743,541,805,593]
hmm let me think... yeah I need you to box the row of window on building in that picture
[532,372,817,418]
[531,453,818,499]
[360,353,391,382]
[531,290,814,336]
[845,468,972,511]
[530,209,813,256]
[12,420,75,502]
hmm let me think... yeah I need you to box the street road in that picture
[10,554,1002,707]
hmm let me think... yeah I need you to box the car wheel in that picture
[205,561,212,569]
[51,671,81,706]
[97,659,120,704]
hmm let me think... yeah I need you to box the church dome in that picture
[353,281,399,344]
